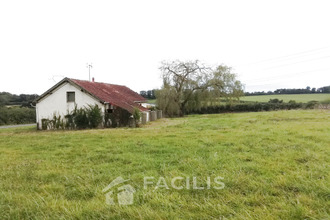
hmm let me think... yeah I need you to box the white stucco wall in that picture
[36,82,104,129]
[145,111,150,122]
[141,103,156,108]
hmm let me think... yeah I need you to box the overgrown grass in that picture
[240,93,330,103]
[0,110,329,219]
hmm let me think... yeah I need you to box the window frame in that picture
[66,91,75,102]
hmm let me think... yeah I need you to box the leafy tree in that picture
[139,90,147,98]
[139,90,156,99]
[210,65,244,103]
[157,60,243,116]
[156,84,180,117]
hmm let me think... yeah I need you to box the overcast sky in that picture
[1,0,329,95]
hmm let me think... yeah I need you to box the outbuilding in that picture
[35,77,150,129]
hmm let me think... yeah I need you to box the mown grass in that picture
[240,93,330,103]
[0,110,329,219]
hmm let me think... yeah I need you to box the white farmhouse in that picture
[35,77,150,129]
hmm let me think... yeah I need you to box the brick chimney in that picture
[92,77,95,82]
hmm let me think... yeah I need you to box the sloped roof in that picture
[70,78,149,113]
[37,77,149,113]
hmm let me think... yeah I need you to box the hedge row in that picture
[0,107,36,125]
[186,101,317,115]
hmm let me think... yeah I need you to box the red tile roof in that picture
[69,78,149,113]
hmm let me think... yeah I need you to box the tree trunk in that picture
[179,103,185,117]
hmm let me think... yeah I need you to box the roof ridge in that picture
[68,78,127,87]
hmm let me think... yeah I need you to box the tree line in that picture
[0,92,38,125]
[141,86,330,99]
[0,92,39,107]
[245,86,330,96]
[139,90,156,99]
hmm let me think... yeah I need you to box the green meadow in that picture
[240,93,330,103]
[0,110,329,219]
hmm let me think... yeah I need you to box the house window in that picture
[67,92,75,102]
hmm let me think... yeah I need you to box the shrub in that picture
[86,104,103,128]
[73,107,89,129]
[269,98,283,103]
[305,101,319,109]
[65,111,75,129]
[133,107,141,127]
[41,119,49,130]
[41,104,103,130]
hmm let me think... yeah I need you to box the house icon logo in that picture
[102,176,136,205]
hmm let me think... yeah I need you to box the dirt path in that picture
[0,124,36,129]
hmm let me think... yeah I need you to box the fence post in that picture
[150,111,157,121]
[142,112,147,124]
[157,110,162,119]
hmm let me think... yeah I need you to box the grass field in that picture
[147,99,156,104]
[240,94,330,103]
[0,110,329,219]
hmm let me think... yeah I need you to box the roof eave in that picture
[35,77,106,104]
[35,77,70,103]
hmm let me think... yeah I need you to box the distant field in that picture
[241,93,330,103]
[150,94,330,105]
[147,99,156,104]
[0,110,329,219]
